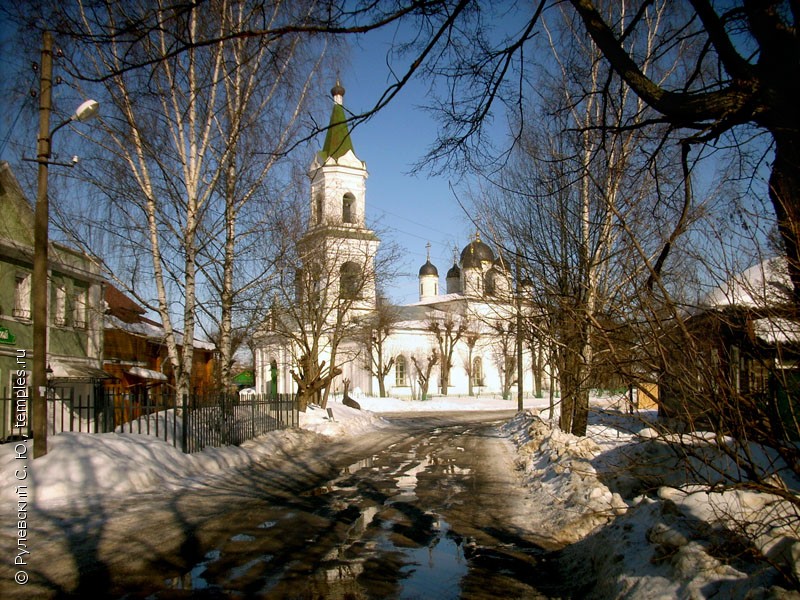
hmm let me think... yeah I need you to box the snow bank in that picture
[0,427,317,506]
[502,408,800,597]
[299,400,390,436]
[0,396,389,507]
[502,411,627,546]
[3,392,799,597]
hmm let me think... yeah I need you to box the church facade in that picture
[254,84,552,401]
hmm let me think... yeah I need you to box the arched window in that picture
[339,262,361,299]
[395,355,407,387]
[342,193,355,223]
[472,357,484,387]
[485,271,496,296]
[315,193,323,223]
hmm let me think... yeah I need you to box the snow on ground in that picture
[2,392,799,597]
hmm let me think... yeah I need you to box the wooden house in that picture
[103,284,216,398]
[659,258,800,440]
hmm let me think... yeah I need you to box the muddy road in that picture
[2,411,568,599]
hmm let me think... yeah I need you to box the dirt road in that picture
[1,411,566,598]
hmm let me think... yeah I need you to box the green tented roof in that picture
[320,103,354,160]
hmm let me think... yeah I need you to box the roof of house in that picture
[703,257,793,310]
[105,283,147,323]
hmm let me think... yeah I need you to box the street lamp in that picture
[32,31,99,458]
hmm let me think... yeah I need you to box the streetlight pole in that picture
[516,254,524,412]
[32,31,55,459]
[32,31,98,458]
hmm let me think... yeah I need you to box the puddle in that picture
[163,549,220,590]
[393,516,467,599]
[159,424,551,598]
[228,554,273,580]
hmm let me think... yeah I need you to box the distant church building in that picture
[254,83,551,400]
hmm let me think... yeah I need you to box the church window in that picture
[342,193,355,224]
[485,271,496,296]
[340,262,361,299]
[395,355,408,387]
[315,193,323,224]
[472,357,484,387]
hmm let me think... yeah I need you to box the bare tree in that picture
[195,4,330,393]
[263,196,399,410]
[411,350,439,401]
[462,331,480,397]
[26,1,333,402]
[488,322,517,401]
[428,307,468,396]
[358,299,399,397]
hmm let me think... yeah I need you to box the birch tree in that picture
[53,0,330,398]
[196,2,329,393]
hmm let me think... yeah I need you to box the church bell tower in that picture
[301,81,380,315]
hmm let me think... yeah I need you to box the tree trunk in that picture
[770,132,800,307]
[219,154,237,395]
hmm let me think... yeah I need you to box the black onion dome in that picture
[331,81,345,97]
[447,262,461,279]
[419,260,439,277]
[460,237,494,269]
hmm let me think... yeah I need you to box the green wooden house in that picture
[0,162,106,439]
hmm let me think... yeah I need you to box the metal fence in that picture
[0,390,298,454]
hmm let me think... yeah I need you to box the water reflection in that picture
[162,427,538,598]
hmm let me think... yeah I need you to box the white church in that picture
[254,82,552,401]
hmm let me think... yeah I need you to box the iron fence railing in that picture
[0,390,298,454]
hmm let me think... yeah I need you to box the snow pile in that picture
[3,392,800,596]
[0,428,317,506]
[502,408,800,597]
[299,400,390,436]
[503,411,627,546]
[0,397,388,508]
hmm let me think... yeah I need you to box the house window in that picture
[342,193,355,224]
[472,356,484,387]
[54,283,67,326]
[396,355,408,387]
[73,285,88,328]
[13,273,31,319]
[340,262,361,300]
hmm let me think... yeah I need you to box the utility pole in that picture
[30,31,98,458]
[32,31,54,458]
[516,254,523,412]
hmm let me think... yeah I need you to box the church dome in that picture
[331,80,345,98]
[419,260,439,277]
[460,234,494,269]
[447,262,461,279]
